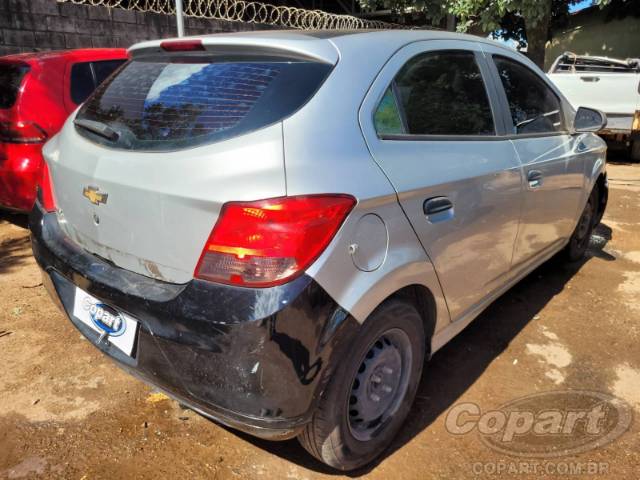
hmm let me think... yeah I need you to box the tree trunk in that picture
[525,0,552,69]
[446,14,456,31]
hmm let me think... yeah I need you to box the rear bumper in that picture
[30,202,357,440]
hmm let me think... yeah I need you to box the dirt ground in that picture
[1,161,639,480]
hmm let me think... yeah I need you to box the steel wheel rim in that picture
[347,328,413,442]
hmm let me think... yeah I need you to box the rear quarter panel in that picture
[284,36,451,334]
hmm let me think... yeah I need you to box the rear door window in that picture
[493,56,565,135]
[70,59,127,106]
[70,62,96,105]
[75,56,333,151]
[374,87,404,135]
[92,59,126,86]
[374,50,495,137]
[0,63,30,109]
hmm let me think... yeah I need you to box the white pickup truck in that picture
[548,52,640,161]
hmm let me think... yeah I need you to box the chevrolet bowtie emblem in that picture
[82,186,108,206]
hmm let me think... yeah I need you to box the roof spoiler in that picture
[128,35,339,65]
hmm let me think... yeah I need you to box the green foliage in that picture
[453,0,620,33]
[360,0,620,34]
[359,0,449,23]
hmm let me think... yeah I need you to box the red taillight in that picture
[195,195,356,287]
[38,162,56,212]
[160,39,205,52]
[0,121,47,144]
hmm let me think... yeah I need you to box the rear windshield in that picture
[75,56,333,151]
[0,63,30,109]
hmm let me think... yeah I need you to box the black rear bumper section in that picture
[30,202,358,440]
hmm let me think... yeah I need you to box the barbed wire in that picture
[56,0,405,30]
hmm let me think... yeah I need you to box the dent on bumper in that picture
[30,203,358,440]
[0,144,43,211]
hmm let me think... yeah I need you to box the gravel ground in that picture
[0,161,639,480]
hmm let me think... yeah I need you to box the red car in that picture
[0,48,128,212]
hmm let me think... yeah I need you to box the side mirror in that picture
[574,107,607,133]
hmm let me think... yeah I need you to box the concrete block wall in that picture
[0,0,272,56]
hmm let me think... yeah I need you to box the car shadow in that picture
[219,225,614,475]
[0,210,29,230]
[0,211,31,276]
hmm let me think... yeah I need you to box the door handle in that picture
[580,76,600,82]
[424,196,453,216]
[527,170,543,188]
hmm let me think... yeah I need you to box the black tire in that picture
[565,185,598,262]
[298,299,425,471]
[631,141,640,163]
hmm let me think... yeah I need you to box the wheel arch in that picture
[381,284,438,358]
[594,172,608,225]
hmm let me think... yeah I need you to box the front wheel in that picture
[565,186,598,262]
[298,299,425,471]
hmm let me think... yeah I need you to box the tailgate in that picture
[43,45,334,284]
[46,120,286,284]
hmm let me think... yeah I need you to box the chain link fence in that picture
[56,0,404,30]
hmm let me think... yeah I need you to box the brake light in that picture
[195,195,356,287]
[160,39,205,52]
[38,161,56,212]
[0,121,47,144]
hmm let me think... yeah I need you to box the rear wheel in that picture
[298,299,425,471]
[565,186,598,262]
[631,141,640,163]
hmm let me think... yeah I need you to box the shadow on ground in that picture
[225,225,614,475]
[0,212,31,276]
[0,210,28,230]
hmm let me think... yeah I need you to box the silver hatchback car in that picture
[31,30,608,470]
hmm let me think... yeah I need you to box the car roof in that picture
[0,48,129,65]
[165,28,498,43]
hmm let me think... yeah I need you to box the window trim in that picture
[390,81,409,133]
[378,130,574,142]
[373,49,501,140]
[488,54,569,137]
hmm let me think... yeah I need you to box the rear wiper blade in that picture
[74,118,120,142]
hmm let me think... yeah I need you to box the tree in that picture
[453,0,556,68]
[361,0,621,68]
